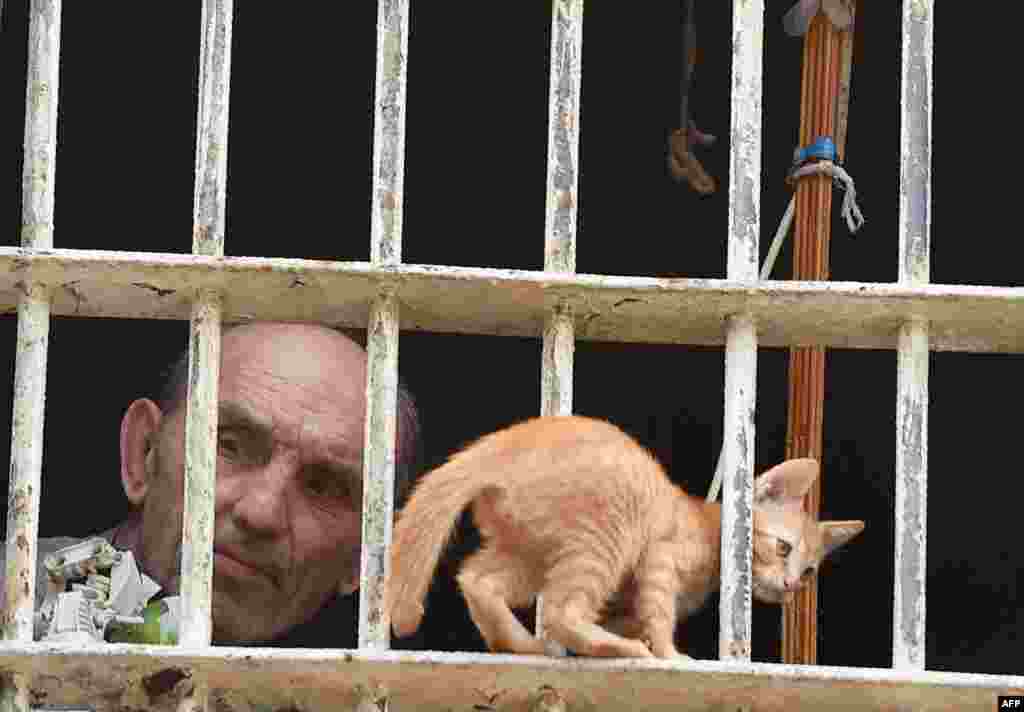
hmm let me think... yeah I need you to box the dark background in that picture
[1,2,1020,674]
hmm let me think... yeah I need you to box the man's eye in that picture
[218,431,241,459]
[306,470,349,501]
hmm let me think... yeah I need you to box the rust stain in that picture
[130,282,176,297]
[142,667,191,699]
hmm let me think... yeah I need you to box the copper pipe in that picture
[781,9,846,665]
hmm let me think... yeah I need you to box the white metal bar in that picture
[898,0,933,287]
[718,0,763,664]
[726,0,763,283]
[192,0,234,258]
[178,0,234,652]
[370,0,410,265]
[358,293,400,649]
[894,321,928,671]
[893,0,933,672]
[4,250,1024,353]
[3,2,61,709]
[536,0,583,653]
[359,0,410,655]
[179,293,222,650]
[2,643,1022,712]
[543,0,583,274]
[718,316,757,663]
[540,308,575,418]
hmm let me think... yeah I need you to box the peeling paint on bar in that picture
[540,307,574,418]
[543,0,583,274]
[718,315,756,662]
[179,291,222,649]
[899,0,932,285]
[727,0,763,282]
[3,250,1024,353]
[4,287,50,646]
[359,294,400,649]
[192,0,234,258]
[4,643,1020,712]
[894,321,928,672]
[894,0,931,672]
[370,0,410,265]
[718,0,762,664]
[5,4,61,708]
[20,0,62,249]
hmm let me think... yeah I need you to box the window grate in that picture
[2,0,1024,710]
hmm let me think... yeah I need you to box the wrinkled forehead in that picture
[218,324,369,448]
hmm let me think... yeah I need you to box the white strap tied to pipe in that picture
[706,160,864,502]
[759,160,866,281]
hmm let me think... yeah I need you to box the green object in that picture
[106,599,179,645]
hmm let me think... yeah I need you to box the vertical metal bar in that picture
[360,0,410,651]
[192,0,234,258]
[359,295,400,649]
[725,0,763,283]
[540,309,574,419]
[718,0,763,664]
[179,0,233,655]
[893,0,933,672]
[536,0,583,652]
[543,0,583,274]
[3,2,61,709]
[370,0,410,265]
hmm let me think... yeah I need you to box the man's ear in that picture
[120,398,164,506]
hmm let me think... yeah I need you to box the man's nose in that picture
[231,458,292,535]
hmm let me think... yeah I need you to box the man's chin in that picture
[210,591,285,645]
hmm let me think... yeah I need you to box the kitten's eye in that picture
[776,539,792,558]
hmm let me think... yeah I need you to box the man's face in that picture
[139,324,369,642]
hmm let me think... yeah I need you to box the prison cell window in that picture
[2,0,1024,710]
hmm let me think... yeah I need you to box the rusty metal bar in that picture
[1,250,1023,353]
[358,293,400,649]
[1,642,1022,711]
[718,0,763,664]
[893,0,933,672]
[536,0,583,652]
[781,8,845,666]
[3,2,62,710]
[370,0,410,265]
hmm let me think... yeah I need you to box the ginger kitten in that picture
[388,415,864,658]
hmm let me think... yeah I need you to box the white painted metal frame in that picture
[2,0,1023,710]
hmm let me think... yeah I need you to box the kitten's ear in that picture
[820,520,865,557]
[753,458,819,512]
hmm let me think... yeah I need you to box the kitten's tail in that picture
[388,455,497,638]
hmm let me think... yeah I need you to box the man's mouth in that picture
[213,547,278,587]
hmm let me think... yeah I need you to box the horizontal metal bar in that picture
[0,643,1020,712]
[2,249,1022,352]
